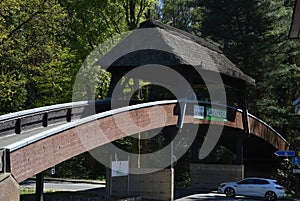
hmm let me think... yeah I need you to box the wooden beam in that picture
[290,0,300,38]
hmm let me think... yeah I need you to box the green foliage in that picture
[157,0,300,187]
[0,0,74,110]
[52,153,105,180]
[0,0,156,112]
[0,72,26,114]
[198,0,300,140]
[273,158,296,194]
[0,0,156,179]
[155,0,203,33]
[1,0,299,184]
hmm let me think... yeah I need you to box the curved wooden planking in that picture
[8,102,178,183]
[248,114,290,151]
[4,101,289,183]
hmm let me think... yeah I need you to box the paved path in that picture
[20,179,105,192]
[0,122,66,148]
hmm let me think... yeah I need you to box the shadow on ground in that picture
[20,188,215,201]
[21,187,107,201]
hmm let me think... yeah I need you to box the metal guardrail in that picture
[0,101,93,137]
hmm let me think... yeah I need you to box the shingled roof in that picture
[97,19,255,86]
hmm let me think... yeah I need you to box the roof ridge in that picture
[139,19,223,54]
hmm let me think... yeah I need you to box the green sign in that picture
[206,107,227,122]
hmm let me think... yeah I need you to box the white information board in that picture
[111,161,129,177]
[194,105,205,119]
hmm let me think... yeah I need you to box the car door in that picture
[236,179,255,196]
[253,179,270,197]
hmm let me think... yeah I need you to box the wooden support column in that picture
[107,74,120,98]
[238,85,250,135]
[35,172,44,201]
[236,133,244,165]
[236,83,248,165]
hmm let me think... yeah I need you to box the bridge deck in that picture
[0,122,66,148]
[0,100,290,183]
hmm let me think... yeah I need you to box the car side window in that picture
[254,179,270,185]
[237,179,254,184]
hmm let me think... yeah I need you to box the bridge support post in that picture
[238,85,250,135]
[236,133,244,165]
[107,72,124,98]
[35,172,44,201]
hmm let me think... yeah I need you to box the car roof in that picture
[243,177,276,182]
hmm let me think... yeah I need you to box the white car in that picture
[218,177,285,201]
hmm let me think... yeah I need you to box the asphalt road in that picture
[176,192,265,201]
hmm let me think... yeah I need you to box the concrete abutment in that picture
[190,163,244,191]
[0,173,20,201]
[106,168,174,201]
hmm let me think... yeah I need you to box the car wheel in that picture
[224,187,235,197]
[265,191,277,201]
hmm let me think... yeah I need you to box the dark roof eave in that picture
[107,64,255,86]
[289,0,300,38]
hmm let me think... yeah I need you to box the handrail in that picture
[4,100,178,152]
[0,99,231,123]
[0,101,89,122]
[0,100,111,136]
[0,99,290,151]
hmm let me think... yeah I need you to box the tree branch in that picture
[124,0,130,29]
[1,1,47,44]
[5,11,40,41]
[136,0,145,22]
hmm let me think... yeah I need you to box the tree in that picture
[200,0,300,137]
[0,0,74,112]
[156,0,300,187]
[155,0,203,33]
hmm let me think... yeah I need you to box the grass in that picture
[20,188,36,195]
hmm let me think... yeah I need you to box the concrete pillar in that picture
[164,126,178,167]
[0,173,20,201]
